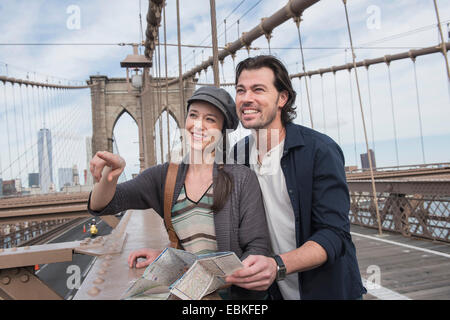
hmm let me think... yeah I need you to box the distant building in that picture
[85,137,93,186]
[28,173,39,188]
[58,168,73,190]
[14,179,22,193]
[360,149,376,171]
[38,128,53,193]
[73,165,79,185]
[2,179,16,196]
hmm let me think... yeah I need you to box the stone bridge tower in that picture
[88,72,196,170]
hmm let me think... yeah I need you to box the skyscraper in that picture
[28,173,39,188]
[58,168,73,190]
[360,149,377,171]
[38,128,53,193]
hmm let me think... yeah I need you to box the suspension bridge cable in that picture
[2,82,13,179]
[157,28,165,164]
[347,69,358,166]
[411,57,426,164]
[163,4,171,162]
[12,83,22,180]
[19,84,29,184]
[176,0,185,129]
[0,91,84,178]
[364,66,376,153]
[178,0,261,76]
[294,16,313,129]
[320,74,326,134]
[332,70,341,145]
[342,0,382,236]
[434,0,450,81]
[385,61,400,167]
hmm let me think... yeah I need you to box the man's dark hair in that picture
[235,55,297,125]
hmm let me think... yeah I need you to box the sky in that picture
[0,0,449,188]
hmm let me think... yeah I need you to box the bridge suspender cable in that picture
[332,69,342,145]
[163,4,171,163]
[157,27,165,164]
[209,0,221,88]
[364,66,376,153]
[293,16,314,129]
[347,68,358,167]
[342,0,383,236]
[320,74,326,135]
[433,0,450,86]
[410,55,426,164]
[385,59,400,168]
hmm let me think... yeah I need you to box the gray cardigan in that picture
[89,162,271,258]
[88,162,271,298]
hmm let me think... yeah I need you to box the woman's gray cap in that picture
[187,86,238,130]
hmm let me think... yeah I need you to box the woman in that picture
[88,86,270,299]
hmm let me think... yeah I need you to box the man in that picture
[226,55,366,300]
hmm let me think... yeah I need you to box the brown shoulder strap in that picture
[164,162,182,249]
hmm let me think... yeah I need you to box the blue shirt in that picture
[233,122,367,300]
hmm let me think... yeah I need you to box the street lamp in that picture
[120,44,152,92]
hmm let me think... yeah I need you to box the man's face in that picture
[235,67,287,130]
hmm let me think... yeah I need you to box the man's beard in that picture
[241,94,280,130]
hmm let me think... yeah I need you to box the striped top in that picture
[171,184,218,255]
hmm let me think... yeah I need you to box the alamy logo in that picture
[66,265,81,290]
[66,5,81,30]
[366,5,381,30]
[366,265,381,289]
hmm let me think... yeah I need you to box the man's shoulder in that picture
[286,122,339,149]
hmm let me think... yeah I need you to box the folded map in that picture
[122,248,243,300]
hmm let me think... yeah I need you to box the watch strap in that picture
[273,255,286,281]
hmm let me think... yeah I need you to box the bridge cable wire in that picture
[12,83,23,180]
[176,0,262,78]
[320,74,326,135]
[294,16,313,129]
[209,0,221,87]
[0,88,85,190]
[385,61,400,167]
[364,66,376,153]
[295,63,304,126]
[433,0,450,84]
[183,0,247,68]
[410,57,426,164]
[19,84,29,184]
[347,68,358,167]
[2,81,13,179]
[176,0,186,132]
[332,70,341,145]
[342,0,383,236]
[163,4,171,163]
[157,27,165,164]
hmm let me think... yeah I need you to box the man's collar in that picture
[283,122,305,153]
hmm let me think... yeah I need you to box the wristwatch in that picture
[272,255,286,281]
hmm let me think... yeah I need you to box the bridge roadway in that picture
[35,217,112,299]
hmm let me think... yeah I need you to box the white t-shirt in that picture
[249,137,301,300]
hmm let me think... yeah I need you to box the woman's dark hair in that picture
[211,132,232,212]
[235,55,297,125]
[185,107,232,213]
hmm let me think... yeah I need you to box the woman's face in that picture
[185,101,225,154]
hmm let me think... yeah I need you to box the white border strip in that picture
[351,232,450,259]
